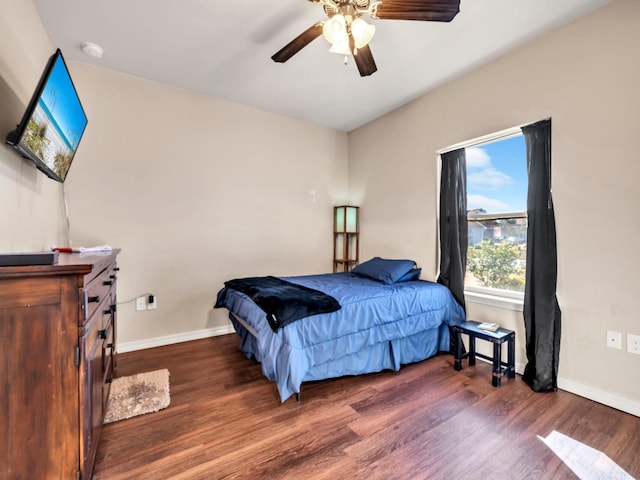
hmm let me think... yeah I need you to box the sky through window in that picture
[466,135,527,213]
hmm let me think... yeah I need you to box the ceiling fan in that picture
[271,0,461,77]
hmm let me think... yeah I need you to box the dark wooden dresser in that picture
[0,250,120,479]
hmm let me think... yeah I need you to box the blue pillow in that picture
[397,267,421,282]
[352,257,417,284]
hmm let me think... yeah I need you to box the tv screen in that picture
[5,49,87,182]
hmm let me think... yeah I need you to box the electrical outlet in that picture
[136,296,147,311]
[627,334,640,355]
[606,330,622,349]
[147,294,157,310]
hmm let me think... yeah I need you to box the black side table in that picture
[452,321,515,387]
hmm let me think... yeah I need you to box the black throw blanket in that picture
[215,276,341,332]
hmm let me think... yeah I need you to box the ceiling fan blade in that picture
[373,0,460,22]
[271,22,324,63]
[351,41,377,77]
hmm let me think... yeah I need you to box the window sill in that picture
[464,289,524,311]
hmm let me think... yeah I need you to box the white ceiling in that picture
[33,0,611,132]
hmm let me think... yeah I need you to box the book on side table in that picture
[478,322,500,332]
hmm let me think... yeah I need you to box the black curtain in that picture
[521,118,561,392]
[437,148,467,311]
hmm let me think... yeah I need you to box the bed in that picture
[214,258,466,402]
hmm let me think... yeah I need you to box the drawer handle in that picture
[103,280,113,286]
[107,343,114,348]
[109,274,117,280]
[88,295,100,303]
[103,308,112,315]
[99,329,107,339]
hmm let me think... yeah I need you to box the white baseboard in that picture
[119,327,640,418]
[473,357,639,418]
[118,324,235,353]
[558,377,640,418]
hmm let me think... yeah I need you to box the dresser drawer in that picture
[83,264,117,324]
[102,319,115,410]
[102,312,114,374]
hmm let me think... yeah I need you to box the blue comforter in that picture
[216,272,465,401]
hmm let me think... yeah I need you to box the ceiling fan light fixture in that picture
[351,18,375,49]
[322,14,347,45]
[329,39,351,56]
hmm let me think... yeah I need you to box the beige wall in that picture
[349,0,640,408]
[1,0,348,349]
[64,65,349,345]
[2,0,637,412]
[0,1,66,251]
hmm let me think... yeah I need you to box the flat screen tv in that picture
[5,49,87,182]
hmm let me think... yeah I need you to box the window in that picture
[464,131,528,302]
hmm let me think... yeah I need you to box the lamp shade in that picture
[323,14,347,45]
[351,18,375,49]
[335,206,359,233]
[329,38,351,55]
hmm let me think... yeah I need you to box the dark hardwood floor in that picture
[93,335,640,480]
